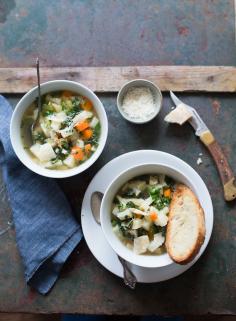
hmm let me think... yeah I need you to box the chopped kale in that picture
[61,118,72,128]
[53,147,69,162]
[33,132,46,144]
[61,100,67,111]
[86,122,101,146]
[111,217,119,227]
[137,228,148,237]
[61,102,82,128]
[61,140,70,151]
[72,96,83,109]
[122,188,136,197]
[120,219,135,239]
[149,224,160,235]
[147,185,171,210]
[148,186,161,196]
[43,110,54,117]
[165,175,175,187]
[118,203,127,211]
[51,158,59,164]
[139,190,150,199]
[148,186,161,203]
[126,201,137,208]
[153,195,171,210]
[160,226,167,237]
[66,105,81,118]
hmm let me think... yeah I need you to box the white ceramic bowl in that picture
[10,80,108,178]
[117,79,162,124]
[100,162,210,269]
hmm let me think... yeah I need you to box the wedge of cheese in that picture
[164,104,193,125]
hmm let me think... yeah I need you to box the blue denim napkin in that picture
[0,95,83,295]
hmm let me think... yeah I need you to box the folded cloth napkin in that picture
[0,95,83,294]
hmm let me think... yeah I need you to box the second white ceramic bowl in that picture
[10,80,108,178]
[100,162,207,269]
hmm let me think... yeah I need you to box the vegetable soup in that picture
[111,174,175,255]
[21,91,101,170]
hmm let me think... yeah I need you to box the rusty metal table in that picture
[0,0,236,316]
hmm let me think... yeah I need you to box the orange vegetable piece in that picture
[164,188,171,198]
[83,129,93,140]
[71,146,84,161]
[82,99,93,110]
[62,90,73,98]
[150,212,158,221]
[85,143,92,154]
[75,121,90,132]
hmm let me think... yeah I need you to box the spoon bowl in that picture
[90,191,137,289]
[90,192,103,224]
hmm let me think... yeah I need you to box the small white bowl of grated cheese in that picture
[117,79,162,124]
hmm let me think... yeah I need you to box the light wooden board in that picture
[1,66,236,93]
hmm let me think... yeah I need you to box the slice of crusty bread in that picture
[166,184,205,264]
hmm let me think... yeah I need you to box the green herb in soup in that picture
[111,174,174,255]
[21,91,100,170]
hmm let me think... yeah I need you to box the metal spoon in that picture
[91,191,137,289]
[31,57,42,143]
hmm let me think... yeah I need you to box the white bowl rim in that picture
[116,78,163,124]
[100,160,213,268]
[10,80,108,178]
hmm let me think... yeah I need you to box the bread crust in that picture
[166,184,206,264]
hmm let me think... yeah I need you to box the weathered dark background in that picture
[0,0,236,316]
[0,0,236,67]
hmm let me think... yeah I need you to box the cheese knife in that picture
[165,91,236,201]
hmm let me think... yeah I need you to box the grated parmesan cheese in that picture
[121,87,155,121]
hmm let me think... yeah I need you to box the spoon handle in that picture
[118,256,137,289]
[36,57,42,113]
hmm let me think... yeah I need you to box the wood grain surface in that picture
[1,66,236,93]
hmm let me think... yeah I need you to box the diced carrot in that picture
[164,188,171,198]
[82,99,93,110]
[71,146,84,161]
[85,143,92,154]
[82,128,93,140]
[75,121,90,132]
[150,212,158,221]
[62,90,73,98]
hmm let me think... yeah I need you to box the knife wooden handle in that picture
[200,130,236,201]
